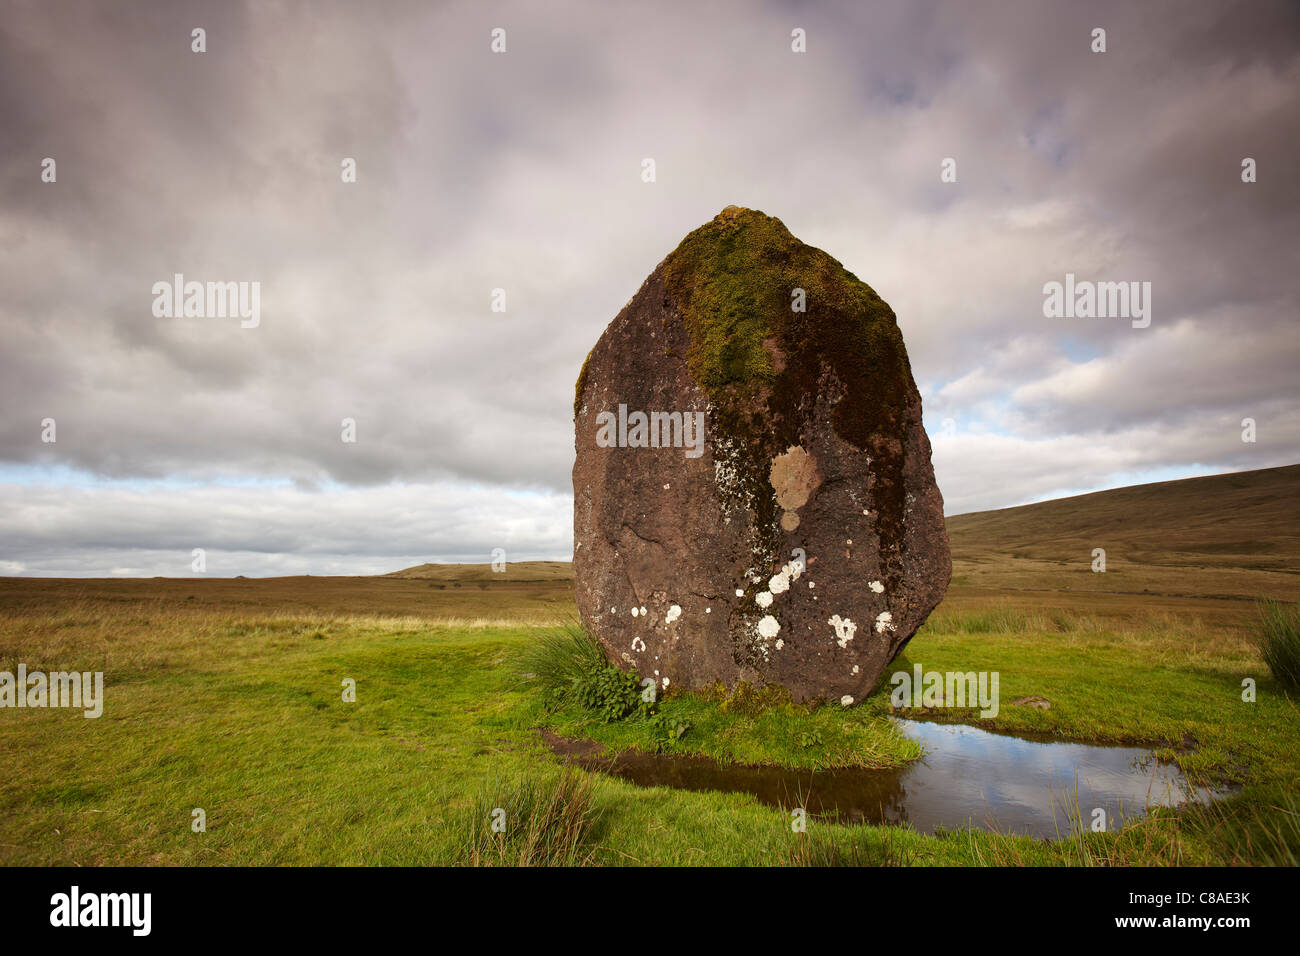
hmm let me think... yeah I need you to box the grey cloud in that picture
[0,481,572,576]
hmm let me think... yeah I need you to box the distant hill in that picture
[382,560,573,584]
[944,463,1299,600]
[383,466,1299,602]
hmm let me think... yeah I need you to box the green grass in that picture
[531,674,922,771]
[1,592,1297,866]
[1257,600,1300,690]
[868,612,1278,784]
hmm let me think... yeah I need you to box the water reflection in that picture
[544,718,1228,838]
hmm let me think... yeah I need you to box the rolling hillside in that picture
[382,560,572,584]
[944,464,1298,600]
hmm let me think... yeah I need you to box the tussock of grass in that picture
[1256,600,1300,690]
[454,770,600,866]
[512,621,608,702]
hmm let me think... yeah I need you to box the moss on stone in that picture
[661,206,917,607]
[662,205,910,447]
[574,347,594,419]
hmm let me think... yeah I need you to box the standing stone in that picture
[572,206,950,704]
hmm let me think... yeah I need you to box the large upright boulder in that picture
[572,206,949,704]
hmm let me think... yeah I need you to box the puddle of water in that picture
[544,719,1229,839]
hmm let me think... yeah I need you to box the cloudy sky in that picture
[2,0,1297,576]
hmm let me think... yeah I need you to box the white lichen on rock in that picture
[869,580,885,593]
[757,615,780,638]
[665,604,681,624]
[767,559,803,596]
[755,590,773,608]
[828,614,857,648]
[875,610,895,633]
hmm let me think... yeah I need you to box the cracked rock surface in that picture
[572,206,950,703]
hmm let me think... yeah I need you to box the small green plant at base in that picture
[648,713,692,752]
[576,663,655,722]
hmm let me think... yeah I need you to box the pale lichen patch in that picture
[828,614,857,648]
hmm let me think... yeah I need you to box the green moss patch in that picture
[662,205,911,448]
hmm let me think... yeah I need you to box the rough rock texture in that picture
[572,206,950,704]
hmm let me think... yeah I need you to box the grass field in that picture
[1,466,1297,866]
